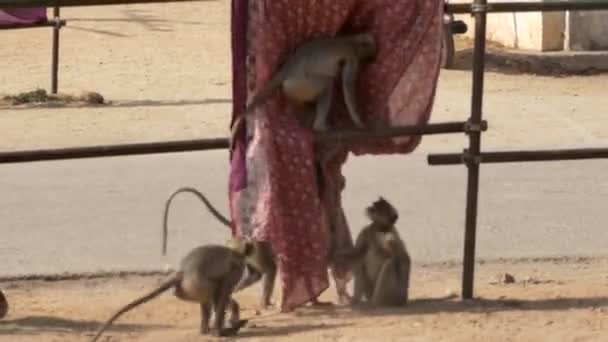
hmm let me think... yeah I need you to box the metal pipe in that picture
[0,138,229,164]
[446,1,608,14]
[0,0,206,8]
[314,121,487,143]
[428,148,608,165]
[0,19,64,30]
[6,0,608,11]
[51,5,61,94]
[0,121,483,164]
[461,0,488,300]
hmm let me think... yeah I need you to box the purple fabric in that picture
[0,8,47,27]
[228,0,249,232]
[229,0,248,193]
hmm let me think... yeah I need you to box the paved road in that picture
[1,148,607,277]
[2,69,608,277]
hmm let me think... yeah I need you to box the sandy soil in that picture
[0,258,607,342]
[2,1,608,152]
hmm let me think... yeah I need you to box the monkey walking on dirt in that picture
[91,241,263,341]
[162,187,351,308]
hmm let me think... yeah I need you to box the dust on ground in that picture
[0,258,607,341]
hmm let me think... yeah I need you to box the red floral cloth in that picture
[229,0,444,312]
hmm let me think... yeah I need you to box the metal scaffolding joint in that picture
[471,3,490,14]
[464,120,486,135]
[462,149,482,166]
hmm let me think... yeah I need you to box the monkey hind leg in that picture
[228,298,248,329]
[200,302,212,334]
[211,267,248,337]
[352,266,373,305]
[312,79,334,132]
[371,259,408,307]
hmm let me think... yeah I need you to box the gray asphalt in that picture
[1,148,607,277]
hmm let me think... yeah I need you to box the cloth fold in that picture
[0,8,47,28]
[229,0,444,312]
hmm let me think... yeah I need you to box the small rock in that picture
[498,273,516,284]
[545,320,554,326]
[444,289,458,299]
[254,309,261,316]
[81,91,105,104]
[523,276,542,285]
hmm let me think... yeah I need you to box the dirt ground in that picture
[1,1,608,341]
[0,258,607,341]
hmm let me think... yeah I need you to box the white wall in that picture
[449,0,608,52]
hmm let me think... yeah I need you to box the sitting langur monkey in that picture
[335,197,411,307]
[91,242,261,342]
[162,187,351,307]
[229,32,376,152]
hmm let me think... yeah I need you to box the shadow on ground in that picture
[238,322,353,339]
[0,98,232,110]
[0,315,169,335]
[449,47,608,76]
[292,295,608,319]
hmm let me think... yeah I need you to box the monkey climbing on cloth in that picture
[229,0,444,312]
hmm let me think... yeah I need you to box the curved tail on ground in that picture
[90,274,180,342]
[162,187,232,255]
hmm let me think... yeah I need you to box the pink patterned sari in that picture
[229,0,444,312]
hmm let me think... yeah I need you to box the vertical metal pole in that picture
[51,5,60,94]
[462,0,487,299]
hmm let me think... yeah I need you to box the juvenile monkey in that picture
[91,243,255,341]
[162,187,277,309]
[162,187,348,308]
[0,289,7,319]
[335,197,411,307]
[229,32,376,152]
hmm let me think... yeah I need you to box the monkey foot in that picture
[212,321,248,337]
[230,319,249,330]
[310,299,334,307]
[337,294,353,306]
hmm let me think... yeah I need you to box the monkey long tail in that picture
[90,273,180,342]
[229,66,288,154]
[163,187,232,255]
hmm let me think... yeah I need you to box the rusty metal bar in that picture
[3,0,607,10]
[314,121,487,143]
[51,5,61,94]
[0,138,229,164]
[461,0,487,300]
[0,0,205,8]
[0,121,483,164]
[446,1,608,14]
[428,148,608,166]
[0,18,64,30]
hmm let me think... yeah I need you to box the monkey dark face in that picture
[366,197,398,228]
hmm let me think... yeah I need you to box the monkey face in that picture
[366,197,399,227]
